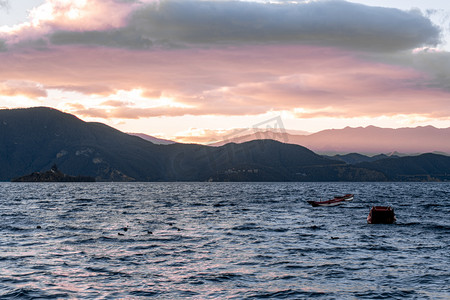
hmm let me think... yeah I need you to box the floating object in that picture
[367,206,396,224]
[307,194,354,207]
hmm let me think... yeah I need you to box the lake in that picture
[0,182,449,299]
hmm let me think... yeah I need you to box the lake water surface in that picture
[0,182,449,299]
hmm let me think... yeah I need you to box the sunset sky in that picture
[1,0,449,143]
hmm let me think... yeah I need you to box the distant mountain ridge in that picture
[323,153,399,165]
[1,107,449,182]
[211,126,450,155]
[128,133,176,145]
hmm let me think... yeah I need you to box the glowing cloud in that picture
[0,80,47,98]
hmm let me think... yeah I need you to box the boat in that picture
[307,194,354,207]
[367,206,396,224]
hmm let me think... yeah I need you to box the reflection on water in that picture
[0,182,449,299]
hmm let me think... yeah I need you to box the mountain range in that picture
[210,126,450,155]
[1,107,449,182]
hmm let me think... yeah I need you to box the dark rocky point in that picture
[12,164,95,182]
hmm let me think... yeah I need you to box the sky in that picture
[1,0,450,143]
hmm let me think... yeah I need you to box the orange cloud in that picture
[0,80,47,98]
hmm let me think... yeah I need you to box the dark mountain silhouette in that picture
[211,126,450,155]
[0,107,343,181]
[323,153,399,165]
[1,107,449,182]
[357,153,450,181]
[0,107,163,181]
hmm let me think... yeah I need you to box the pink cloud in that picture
[47,84,114,95]
[0,80,47,98]
[0,44,449,120]
[100,100,129,107]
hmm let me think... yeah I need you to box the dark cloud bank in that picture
[48,0,440,52]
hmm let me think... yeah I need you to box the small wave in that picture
[62,238,98,245]
[349,205,368,209]
[75,198,93,202]
[425,224,450,231]
[0,225,30,232]
[20,241,46,247]
[253,254,274,261]
[410,273,449,286]
[85,266,131,278]
[0,277,29,284]
[245,289,326,299]
[235,261,259,266]
[129,290,161,297]
[213,201,235,207]
[324,269,346,278]
[273,275,297,280]
[127,244,159,251]
[121,205,135,209]
[232,223,261,231]
[189,272,246,283]
[354,289,418,299]
[287,247,330,254]
[316,263,342,269]
[305,225,323,230]
[88,255,112,262]
[178,290,201,297]
[1,287,69,299]
[364,245,399,251]
[284,264,312,270]
[397,222,422,226]
[30,264,51,271]
[294,233,315,238]
[422,203,443,208]
[191,202,208,207]
[264,227,289,232]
